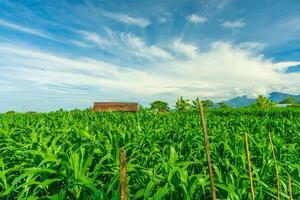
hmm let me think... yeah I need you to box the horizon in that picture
[1,0,300,112]
[1,91,299,113]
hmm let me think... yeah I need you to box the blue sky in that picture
[0,0,300,112]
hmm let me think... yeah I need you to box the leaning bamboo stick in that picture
[288,176,293,200]
[269,132,280,200]
[198,100,217,200]
[120,146,127,200]
[244,133,255,200]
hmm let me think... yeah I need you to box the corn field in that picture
[1,109,300,199]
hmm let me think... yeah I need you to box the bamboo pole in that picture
[198,100,217,200]
[268,132,280,200]
[244,133,255,200]
[120,146,127,200]
[288,176,293,200]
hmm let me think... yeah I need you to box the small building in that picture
[92,102,139,112]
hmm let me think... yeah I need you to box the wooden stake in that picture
[288,176,293,200]
[269,132,280,200]
[198,100,217,200]
[244,133,255,200]
[120,146,127,200]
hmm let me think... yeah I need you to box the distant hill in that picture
[223,92,300,107]
[223,95,255,108]
[268,92,300,102]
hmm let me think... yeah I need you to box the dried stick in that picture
[199,100,217,200]
[120,146,127,200]
[269,132,280,200]
[288,176,293,200]
[244,133,255,200]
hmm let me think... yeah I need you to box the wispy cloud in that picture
[222,19,246,29]
[237,42,265,52]
[186,14,207,23]
[102,11,150,27]
[1,0,300,112]
[0,43,168,96]
[0,79,17,92]
[0,19,54,40]
[78,29,173,60]
[70,40,91,48]
[1,41,300,103]
[79,31,109,46]
[172,39,198,58]
[120,33,173,60]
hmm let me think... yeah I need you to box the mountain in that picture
[223,95,255,108]
[223,92,300,107]
[268,92,300,103]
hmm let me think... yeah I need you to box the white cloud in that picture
[78,29,173,60]
[1,41,300,103]
[172,39,198,58]
[0,43,173,95]
[222,19,246,29]
[102,12,150,27]
[79,31,108,46]
[273,61,300,72]
[0,19,54,40]
[0,80,17,92]
[120,34,173,60]
[250,86,270,97]
[187,14,207,23]
[71,40,91,48]
[238,42,265,52]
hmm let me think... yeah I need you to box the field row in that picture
[0,109,300,199]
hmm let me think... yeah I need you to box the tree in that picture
[201,99,214,109]
[5,111,15,114]
[150,100,169,112]
[175,97,191,112]
[252,95,276,108]
[192,98,214,110]
[279,97,296,104]
[218,102,230,109]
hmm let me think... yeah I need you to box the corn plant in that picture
[0,108,300,199]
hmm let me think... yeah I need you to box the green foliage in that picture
[150,100,169,112]
[1,108,300,199]
[218,102,230,109]
[201,99,213,109]
[26,111,37,114]
[192,98,213,111]
[279,97,296,104]
[251,95,276,108]
[5,111,15,114]
[175,96,191,112]
[192,98,200,111]
[287,104,300,108]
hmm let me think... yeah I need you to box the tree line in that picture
[147,96,300,112]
